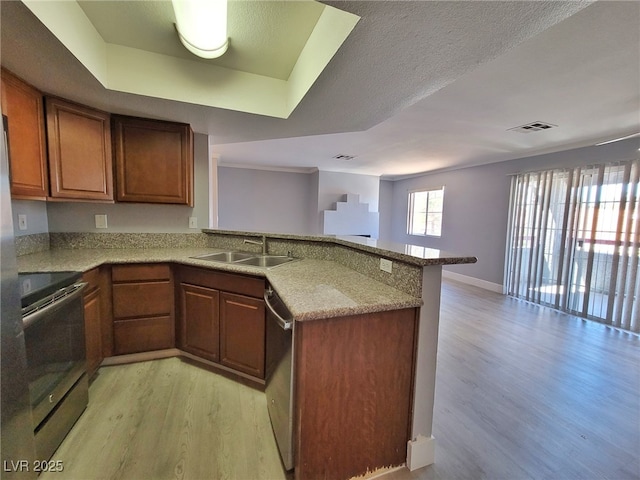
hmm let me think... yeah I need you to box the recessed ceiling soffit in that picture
[21,0,360,119]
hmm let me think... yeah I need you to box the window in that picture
[505,160,640,333]
[407,187,444,236]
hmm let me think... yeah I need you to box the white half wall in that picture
[322,193,379,237]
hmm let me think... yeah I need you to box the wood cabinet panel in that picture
[111,264,171,283]
[112,282,172,319]
[175,266,266,379]
[83,287,102,377]
[45,97,113,201]
[1,68,48,199]
[220,292,265,378]
[82,267,112,376]
[177,266,264,298]
[113,115,193,206]
[179,283,220,362]
[294,308,418,480]
[113,317,174,355]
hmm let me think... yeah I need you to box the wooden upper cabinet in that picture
[1,69,49,200]
[45,96,114,201]
[112,115,194,206]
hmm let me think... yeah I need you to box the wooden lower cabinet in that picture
[111,264,174,355]
[294,308,418,480]
[220,292,265,378]
[176,266,266,380]
[179,283,220,362]
[82,267,111,377]
[83,287,102,376]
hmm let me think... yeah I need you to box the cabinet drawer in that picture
[113,317,174,355]
[177,266,264,298]
[112,264,171,283]
[113,282,172,318]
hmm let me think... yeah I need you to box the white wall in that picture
[383,138,640,288]
[217,167,315,234]
[46,132,210,233]
[217,167,382,236]
[12,199,49,236]
[378,179,394,241]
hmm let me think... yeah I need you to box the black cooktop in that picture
[18,271,83,308]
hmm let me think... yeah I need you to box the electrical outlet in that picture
[189,216,198,229]
[95,214,108,229]
[380,258,393,273]
[18,214,27,231]
[21,278,32,295]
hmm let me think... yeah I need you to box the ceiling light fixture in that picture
[172,0,229,59]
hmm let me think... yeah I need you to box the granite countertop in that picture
[17,247,422,321]
[203,229,478,266]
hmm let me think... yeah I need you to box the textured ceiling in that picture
[1,1,638,178]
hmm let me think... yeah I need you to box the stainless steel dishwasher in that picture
[264,285,294,471]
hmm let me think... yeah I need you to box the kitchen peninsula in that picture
[16,229,476,479]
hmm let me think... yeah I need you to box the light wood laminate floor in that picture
[388,280,640,480]
[43,280,639,480]
[42,358,288,480]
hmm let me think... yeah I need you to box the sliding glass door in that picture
[505,160,639,333]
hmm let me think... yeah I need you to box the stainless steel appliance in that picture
[20,272,88,461]
[1,114,38,478]
[264,285,294,471]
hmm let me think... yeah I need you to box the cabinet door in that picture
[179,283,220,362]
[83,286,102,378]
[113,115,193,206]
[220,292,266,378]
[45,96,113,201]
[1,69,48,199]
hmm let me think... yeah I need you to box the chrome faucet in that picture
[243,235,267,255]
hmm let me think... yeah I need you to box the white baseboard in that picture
[406,435,435,471]
[442,270,503,293]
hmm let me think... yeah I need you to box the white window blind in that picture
[505,160,639,333]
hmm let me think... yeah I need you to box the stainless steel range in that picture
[20,271,88,461]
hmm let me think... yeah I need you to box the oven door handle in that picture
[22,282,87,329]
[264,290,293,331]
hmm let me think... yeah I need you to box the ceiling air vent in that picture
[333,154,356,161]
[509,121,557,134]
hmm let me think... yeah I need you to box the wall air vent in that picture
[509,121,557,133]
[332,154,356,161]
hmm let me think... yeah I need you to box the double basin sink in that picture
[191,251,297,269]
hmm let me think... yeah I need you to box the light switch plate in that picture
[189,216,198,229]
[95,214,108,229]
[380,258,393,273]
